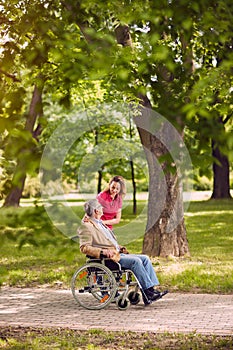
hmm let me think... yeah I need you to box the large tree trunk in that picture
[211,140,231,199]
[135,98,190,257]
[143,156,189,257]
[3,81,44,207]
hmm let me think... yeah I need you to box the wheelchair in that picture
[71,257,142,310]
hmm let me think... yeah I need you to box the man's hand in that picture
[119,246,129,254]
[102,249,115,258]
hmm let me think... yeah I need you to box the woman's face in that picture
[109,181,121,197]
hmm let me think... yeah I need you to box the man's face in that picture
[95,205,103,217]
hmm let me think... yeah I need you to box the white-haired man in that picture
[78,199,168,305]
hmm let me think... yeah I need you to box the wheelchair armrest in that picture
[86,255,121,271]
[86,255,102,263]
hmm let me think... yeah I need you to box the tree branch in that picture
[0,68,20,82]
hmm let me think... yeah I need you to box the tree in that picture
[114,21,191,257]
[0,0,58,205]
[211,116,232,199]
[109,1,233,255]
[132,1,232,254]
[0,0,91,205]
[212,141,231,199]
[182,11,233,199]
[3,80,44,206]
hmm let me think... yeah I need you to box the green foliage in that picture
[193,175,212,191]
[22,176,41,198]
[0,205,85,287]
[1,0,232,203]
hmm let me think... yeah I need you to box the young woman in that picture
[96,175,126,229]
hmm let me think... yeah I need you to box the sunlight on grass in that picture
[185,210,233,216]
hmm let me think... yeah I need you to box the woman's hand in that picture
[82,215,89,223]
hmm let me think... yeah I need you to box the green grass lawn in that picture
[0,327,232,350]
[161,200,233,293]
[0,199,232,293]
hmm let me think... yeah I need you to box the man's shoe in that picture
[152,289,169,300]
[149,287,169,296]
[143,288,169,303]
[142,288,156,305]
[150,291,165,301]
[142,293,152,306]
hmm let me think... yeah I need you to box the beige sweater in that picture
[78,219,121,262]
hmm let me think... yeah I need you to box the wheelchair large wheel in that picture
[71,262,117,310]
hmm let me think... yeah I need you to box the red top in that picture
[96,191,122,229]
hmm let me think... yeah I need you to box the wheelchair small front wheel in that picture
[116,295,130,310]
[128,290,141,305]
[71,262,117,310]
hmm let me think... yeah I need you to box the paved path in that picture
[0,288,232,335]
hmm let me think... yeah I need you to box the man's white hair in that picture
[84,199,100,217]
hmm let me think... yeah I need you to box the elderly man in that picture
[78,199,168,305]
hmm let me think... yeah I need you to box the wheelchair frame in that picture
[71,257,142,310]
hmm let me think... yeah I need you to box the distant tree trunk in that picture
[3,169,27,208]
[94,129,104,194]
[210,57,232,199]
[130,158,137,214]
[211,140,231,199]
[3,81,44,207]
[97,169,103,194]
[129,114,137,214]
